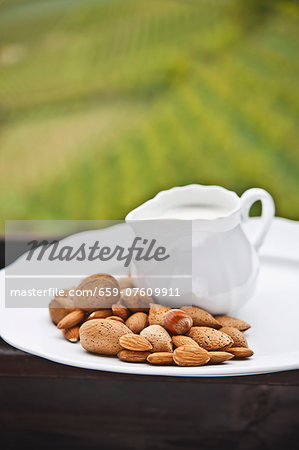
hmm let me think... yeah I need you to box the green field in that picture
[1,0,299,226]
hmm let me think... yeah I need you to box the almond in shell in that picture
[121,291,152,312]
[215,315,251,331]
[74,274,120,311]
[140,325,173,353]
[79,319,132,355]
[125,312,148,334]
[219,326,248,348]
[118,277,134,291]
[173,345,210,366]
[112,302,130,320]
[187,326,233,351]
[181,306,221,329]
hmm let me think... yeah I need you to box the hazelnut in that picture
[163,309,193,335]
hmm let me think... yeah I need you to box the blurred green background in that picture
[0,0,298,227]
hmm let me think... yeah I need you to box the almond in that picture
[62,326,80,343]
[173,345,210,366]
[117,349,150,362]
[187,326,233,351]
[86,309,113,320]
[207,351,234,364]
[57,310,85,329]
[140,325,173,353]
[79,319,132,355]
[181,306,221,329]
[147,352,174,365]
[118,277,134,291]
[74,274,120,311]
[227,347,254,358]
[112,302,130,320]
[119,334,153,351]
[219,327,248,348]
[148,304,171,326]
[163,309,193,335]
[125,312,148,334]
[49,290,75,325]
[121,291,152,312]
[172,335,199,348]
[106,315,125,323]
[215,315,251,331]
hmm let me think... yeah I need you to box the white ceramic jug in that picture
[126,185,275,314]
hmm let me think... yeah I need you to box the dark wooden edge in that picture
[1,339,298,385]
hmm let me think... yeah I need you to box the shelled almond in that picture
[119,334,153,351]
[173,345,210,366]
[49,273,254,367]
[62,326,80,343]
[147,353,174,365]
[207,351,234,364]
[57,310,85,329]
[118,349,151,362]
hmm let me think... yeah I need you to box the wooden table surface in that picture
[1,242,298,449]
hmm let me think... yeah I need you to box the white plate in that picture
[1,217,299,377]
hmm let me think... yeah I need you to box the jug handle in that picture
[240,188,275,251]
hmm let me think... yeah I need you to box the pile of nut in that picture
[49,274,253,366]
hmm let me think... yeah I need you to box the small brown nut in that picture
[181,306,221,329]
[172,335,199,348]
[106,315,124,323]
[187,326,233,351]
[173,345,210,366]
[125,312,148,334]
[147,352,174,365]
[49,289,75,325]
[86,309,113,320]
[74,274,120,311]
[219,327,248,348]
[118,277,134,291]
[207,351,234,364]
[140,325,173,353]
[215,315,251,331]
[112,302,130,320]
[121,290,152,312]
[62,326,80,343]
[148,304,171,326]
[117,350,150,362]
[80,319,132,355]
[119,334,152,351]
[163,309,193,335]
[57,310,85,329]
[227,347,254,358]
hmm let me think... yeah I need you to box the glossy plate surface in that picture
[1,218,298,376]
